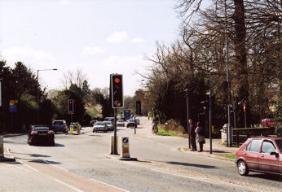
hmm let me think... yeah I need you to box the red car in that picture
[261,118,276,128]
[235,137,282,176]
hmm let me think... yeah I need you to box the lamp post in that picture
[36,68,58,122]
[36,68,58,81]
[206,90,212,154]
[184,89,191,149]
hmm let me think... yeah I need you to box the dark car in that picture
[28,125,55,146]
[235,137,282,176]
[52,120,68,133]
[126,119,137,128]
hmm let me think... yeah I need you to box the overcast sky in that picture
[0,0,180,95]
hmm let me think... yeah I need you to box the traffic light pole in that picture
[113,108,118,155]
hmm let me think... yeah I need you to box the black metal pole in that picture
[209,92,212,154]
[186,92,191,149]
[113,108,118,155]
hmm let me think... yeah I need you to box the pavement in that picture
[177,139,239,161]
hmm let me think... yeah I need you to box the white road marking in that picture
[22,163,40,173]
[89,179,130,192]
[53,178,84,192]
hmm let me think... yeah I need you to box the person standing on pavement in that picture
[195,122,205,152]
[189,119,197,151]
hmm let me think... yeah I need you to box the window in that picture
[261,141,276,154]
[246,140,262,153]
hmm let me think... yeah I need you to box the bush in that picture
[156,119,185,136]
[163,119,185,133]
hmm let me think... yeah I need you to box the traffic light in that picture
[68,99,74,114]
[111,74,123,108]
[136,100,141,115]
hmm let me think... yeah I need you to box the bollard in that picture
[0,136,3,158]
[121,137,130,158]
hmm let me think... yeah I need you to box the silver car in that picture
[103,121,114,131]
[93,121,108,132]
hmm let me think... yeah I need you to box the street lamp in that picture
[206,90,212,154]
[36,68,58,122]
[184,88,191,149]
[36,68,58,80]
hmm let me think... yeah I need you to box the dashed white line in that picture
[53,178,84,192]
[89,178,130,192]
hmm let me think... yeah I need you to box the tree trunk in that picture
[233,0,249,103]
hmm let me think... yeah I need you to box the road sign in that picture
[121,137,130,158]
[9,100,18,113]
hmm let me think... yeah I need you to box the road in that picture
[1,117,281,192]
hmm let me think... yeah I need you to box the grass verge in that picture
[157,127,178,136]
[221,153,236,160]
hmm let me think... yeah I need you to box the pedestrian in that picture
[195,122,205,152]
[189,119,197,151]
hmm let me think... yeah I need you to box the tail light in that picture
[31,131,38,135]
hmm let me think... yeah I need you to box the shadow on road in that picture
[30,154,51,158]
[32,143,65,147]
[2,133,26,138]
[250,173,282,182]
[12,152,51,158]
[29,159,61,165]
[167,161,217,169]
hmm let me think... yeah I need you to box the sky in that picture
[0,0,181,96]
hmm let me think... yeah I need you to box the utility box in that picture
[121,137,130,158]
[221,124,227,145]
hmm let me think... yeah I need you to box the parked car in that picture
[28,125,55,146]
[261,118,277,128]
[117,119,125,127]
[235,136,282,176]
[93,121,108,132]
[52,120,68,133]
[103,121,114,131]
[104,117,114,122]
[127,119,137,128]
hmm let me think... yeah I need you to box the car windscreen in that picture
[95,122,105,126]
[53,121,64,125]
[276,139,282,151]
[33,127,49,131]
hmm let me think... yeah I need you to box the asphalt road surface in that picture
[1,117,281,192]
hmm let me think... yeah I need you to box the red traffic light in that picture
[114,77,121,84]
[111,74,123,108]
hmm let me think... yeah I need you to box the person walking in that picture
[195,122,205,152]
[189,119,197,151]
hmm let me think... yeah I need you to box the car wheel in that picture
[237,160,249,176]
